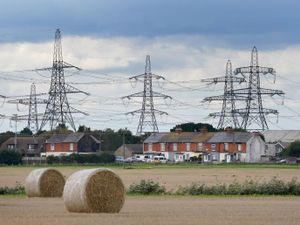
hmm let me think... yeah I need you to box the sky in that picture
[0,0,300,134]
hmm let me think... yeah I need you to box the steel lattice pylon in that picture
[233,47,285,130]
[202,60,246,129]
[28,83,38,133]
[123,55,171,135]
[7,83,47,134]
[39,29,88,131]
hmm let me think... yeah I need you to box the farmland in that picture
[0,165,300,225]
[0,164,300,190]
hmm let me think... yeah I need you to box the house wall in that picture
[205,143,246,153]
[45,142,78,153]
[245,136,266,163]
[77,135,99,153]
[114,147,133,158]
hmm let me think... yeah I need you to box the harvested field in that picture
[1,166,300,191]
[0,196,299,225]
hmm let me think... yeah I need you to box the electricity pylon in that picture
[39,29,89,131]
[122,55,171,135]
[233,47,285,130]
[8,83,47,134]
[202,60,246,129]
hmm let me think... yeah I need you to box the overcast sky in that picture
[0,0,300,133]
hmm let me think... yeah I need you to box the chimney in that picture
[225,127,233,133]
[200,127,208,133]
[175,127,182,134]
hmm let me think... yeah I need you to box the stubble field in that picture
[0,165,300,225]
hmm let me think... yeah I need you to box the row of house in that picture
[143,128,266,163]
[0,133,101,157]
[1,129,299,163]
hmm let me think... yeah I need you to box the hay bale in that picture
[25,168,65,197]
[63,168,125,213]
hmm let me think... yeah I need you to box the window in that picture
[69,143,74,151]
[186,143,191,152]
[160,143,165,152]
[224,143,229,151]
[173,143,177,151]
[148,143,153,151]
[211,144,216,151]
[28,144,37,150]
[198,143,203,151]
[238,144,242,152]
[50,144,55,151]
[7,144,15,149]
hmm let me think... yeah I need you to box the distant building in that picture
[262,130,300,157]
[0,136,45,157]
[204,130,265,163]
[144,128,214,162]
[114,144,143,159]
[44,133,101,156]
[144,128,266,163]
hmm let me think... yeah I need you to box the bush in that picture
[280,141,300,157]
[175,177,300,196]
[128,179,166,195]
[46,155,60,164]
[0,149,22,165]
[0,183,25,195]
[46,153,115,164]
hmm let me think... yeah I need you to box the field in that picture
[1,165,300,225]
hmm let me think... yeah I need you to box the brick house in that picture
[44,133,101,156]
[0,136,45,157]
[144,129,214,162]
[204,130,265,163]
[144,129,266,163]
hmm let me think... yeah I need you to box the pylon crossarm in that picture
[122,91,144,99]
[7,98,48,105]
[68,106,89,116]
[152,91,172,99]
[202,76,245,84]
[63,62,82,71]
[65,84,90,95]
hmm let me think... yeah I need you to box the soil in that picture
[0,196,299,225]
[1,166,300,191]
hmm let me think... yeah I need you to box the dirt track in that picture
[1,166,300,191]
[0,196,299,225]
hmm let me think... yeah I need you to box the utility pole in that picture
[202,60,247,129]
[233,47,285,130]
[123,128,127,169]
[122,55,171,135]
[12,114,18,150]
[38,29,89,131]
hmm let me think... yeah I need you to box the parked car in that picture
[153,156,167,164]
[124,157,139,163]
[115,156,124,163]
[143,155,152,162]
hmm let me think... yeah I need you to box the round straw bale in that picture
[63,168,125,213]
[25,168,65,197]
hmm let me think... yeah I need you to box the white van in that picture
[153,156,167,164]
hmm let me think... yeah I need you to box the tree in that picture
[0,150,22,165]
[77,125,91,133]
[170,122,218,132]
[0,131,14,146]
[281,141,300,157]
[20,127,33,136]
